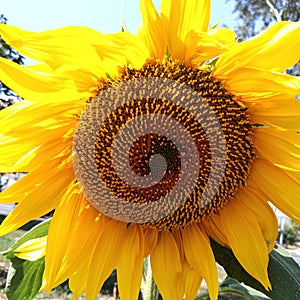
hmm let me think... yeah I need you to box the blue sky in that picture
[1,0,236,34]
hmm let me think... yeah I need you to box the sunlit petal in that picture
[215,21,300,75]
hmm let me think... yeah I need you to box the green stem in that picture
[142,257,159,300]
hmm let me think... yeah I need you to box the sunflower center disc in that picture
[73,59,255,231]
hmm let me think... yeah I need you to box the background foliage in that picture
[284,222,300,246]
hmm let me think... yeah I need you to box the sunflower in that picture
[1,0,300,299]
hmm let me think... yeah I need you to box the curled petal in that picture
[215,21,300,76]
[15,236,47,261]
[0,24,105,78]
[161,0,210,60]
[185,27,236,65]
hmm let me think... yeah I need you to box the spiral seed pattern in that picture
[73,59,254,231]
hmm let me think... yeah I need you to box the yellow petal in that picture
[49,206,110,289]
[92,32,149,73]
[254,128,300,171]
[171,229,203,300]
[248,98,300,116]
[248,97,300,130]
[0,129,40,172]
[117,225,144,300]
[85,221,128,300]
[202,214,229,246]
[182,224,218,300]
[0,100,81,172]
[69,264,89,300]
[217,68,300,107]
[54,64,99,97]
[0,23,34,42]
[171,230,184,261]
[254,115,300,131]
[1,136,73,173]
[43,183,83,289]
[0,158,74,236]
[15,236,47,261]
[151,231,183,300]
[27,63,98,98]
[0,136,72,173]
[143,227,158,257]
[0,98,81,127]
[249,159,300,224]
[217,67,300,102]
[183,261,202,300]
[220,200,271,290]
[0,24,105,78]
[214,21,300,76]
[236,186,278,251]
[161,0,210,60]
[184,27,236,65]
[139,0,166,59]
[0,57,80,101]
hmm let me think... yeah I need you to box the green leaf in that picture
[1,219,50,259]
[196,277,270,300]
[211,239,300,300]
[1,221,50,300]
[5,256,45,300]
[221,277,270,299]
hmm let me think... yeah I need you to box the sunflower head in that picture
[73,58,255,231]
[0,1,300,300]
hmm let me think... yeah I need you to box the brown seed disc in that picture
[75,59,255,231]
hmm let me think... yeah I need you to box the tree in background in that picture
[228,0,300,74]
[0,14,24,109]
[284,221,300,246]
